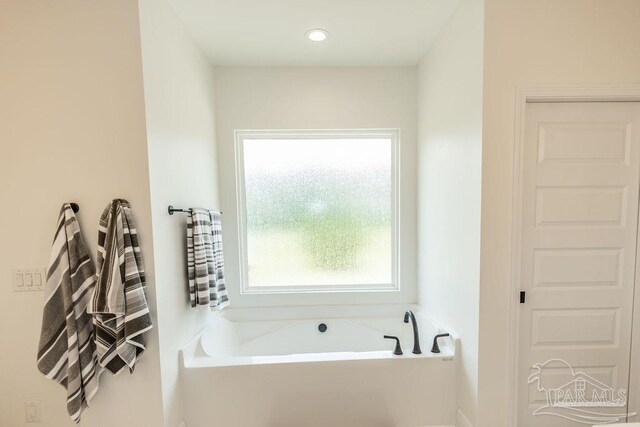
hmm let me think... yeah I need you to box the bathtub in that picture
[180,305,457,427]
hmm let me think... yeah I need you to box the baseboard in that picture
[456,409,473,427]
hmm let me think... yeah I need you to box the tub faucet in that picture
[403,310,422,354]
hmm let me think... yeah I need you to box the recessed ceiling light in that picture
[306,29,328,42]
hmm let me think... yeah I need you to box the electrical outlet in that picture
[25,400,42,423]
[13,268,46,292]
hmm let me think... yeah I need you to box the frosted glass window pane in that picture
[241,137,393,288]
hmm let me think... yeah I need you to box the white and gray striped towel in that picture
[88,199,152,375]
[187,209,229,310]
[37,204,99,423]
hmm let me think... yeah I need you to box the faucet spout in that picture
[403,310,422,354]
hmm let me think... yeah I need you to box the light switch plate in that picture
[13,268,46,292]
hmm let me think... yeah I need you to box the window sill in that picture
[240,285,400,295]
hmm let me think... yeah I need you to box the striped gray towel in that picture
[37,204,99,423]
[187,209,229,310]
[88,199,152,375]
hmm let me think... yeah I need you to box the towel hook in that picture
[70,203,80,213]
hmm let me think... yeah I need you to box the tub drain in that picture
[318,323,328,333]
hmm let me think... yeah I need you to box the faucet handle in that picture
[383,335,403,355]
[431,333,450,353]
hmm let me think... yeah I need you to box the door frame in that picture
[507,86,640,426]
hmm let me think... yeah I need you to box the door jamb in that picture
[507,86,640,426]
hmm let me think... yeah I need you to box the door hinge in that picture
[520,291,526,304]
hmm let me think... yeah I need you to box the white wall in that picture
[137,1,220,426]
[478,1,640,426]
[213,66,418,307]
[416,0,483,425]
[0,1,165,426]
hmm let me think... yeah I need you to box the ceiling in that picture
[167,0,461,66]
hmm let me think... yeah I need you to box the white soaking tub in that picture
[180,305,457,427]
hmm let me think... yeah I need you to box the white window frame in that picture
[234,129,401,295]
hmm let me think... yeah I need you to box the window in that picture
[235,130,399,293]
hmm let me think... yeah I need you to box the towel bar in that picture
[168,205,222,215]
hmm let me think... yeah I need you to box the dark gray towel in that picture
[37,204,99,423]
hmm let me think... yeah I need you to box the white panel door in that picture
[518,102,640,426]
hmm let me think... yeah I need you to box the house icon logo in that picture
[527,358,635,424]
